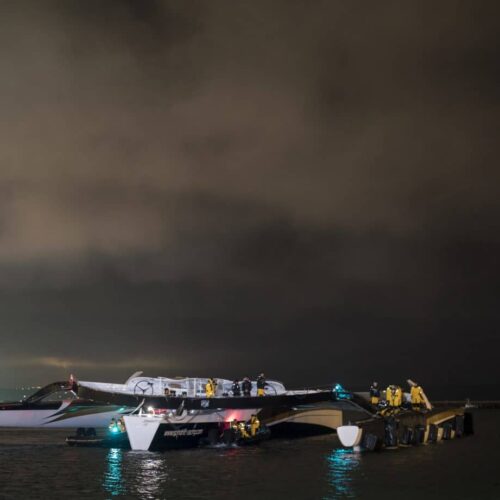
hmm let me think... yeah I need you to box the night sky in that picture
[0,1,499,399]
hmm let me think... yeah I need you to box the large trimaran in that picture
[0,372,370,450]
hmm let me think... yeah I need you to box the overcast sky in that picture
[0,1,499,398]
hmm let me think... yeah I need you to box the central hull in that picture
[124,409,257,451]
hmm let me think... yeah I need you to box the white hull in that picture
[124,408,257,451]
[0,401,127,428]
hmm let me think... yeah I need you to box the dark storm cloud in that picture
[0,1,499,397]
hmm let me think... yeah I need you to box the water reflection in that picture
[103,448,125,497]
[134,455,169,499]
[325,448,361,499]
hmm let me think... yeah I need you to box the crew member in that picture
[386,385,404,407]
[410,382,424,409]
[242,377,252,397]
[205,378,216,398]
[386,385,396,407]
[67,373,77,392]
[117,417,126,432]
[230,419,240,437]
[257,373,266,396]
[249,414,260,437]
[232,380,241,397]
[238,421,250,438]
[108,418,118,432]
[369,382,380,405]
[393,385,403,407]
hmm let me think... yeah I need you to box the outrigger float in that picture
[0,381,129,429]
[337,381,474,451]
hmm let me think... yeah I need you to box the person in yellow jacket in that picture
[385,385,395,406]
[249,414,260,437]
[238,421,250,438]
[386,385,403,407]
[394,386,403,407]
[256,373,266,396]
[205,378,216,398]
[410,382,424,409]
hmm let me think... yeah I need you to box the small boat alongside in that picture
[219,425,271,446]
[66,427,130,448]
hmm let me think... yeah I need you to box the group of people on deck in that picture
[205,373,267,398]
[369,380,426,410]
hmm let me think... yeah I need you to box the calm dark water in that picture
[0,410,498,499]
